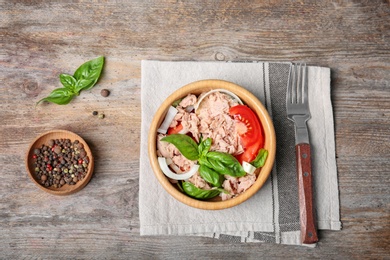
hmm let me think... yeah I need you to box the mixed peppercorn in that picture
[32,138,89,188]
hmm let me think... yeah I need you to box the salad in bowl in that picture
[148,80,276,210]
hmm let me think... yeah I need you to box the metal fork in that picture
[286,63,318,244]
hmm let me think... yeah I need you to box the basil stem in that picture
[181,182,221,200]
[251,149,268,168]
[161,134,200,160]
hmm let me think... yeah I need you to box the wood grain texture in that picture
[1,0,389,258]
[295,143,318,244]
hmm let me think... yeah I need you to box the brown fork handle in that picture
[296,143,318,244]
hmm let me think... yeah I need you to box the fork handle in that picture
[295,143,318,244]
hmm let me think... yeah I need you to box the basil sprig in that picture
[37,56,104,105]
[161,134,268,200]
[161,135,246,178]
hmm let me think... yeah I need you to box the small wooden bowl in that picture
[148,80,276,210]
[26,130,94,195]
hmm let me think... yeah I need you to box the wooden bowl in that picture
[26,130,94,195]
[148,80,276,210]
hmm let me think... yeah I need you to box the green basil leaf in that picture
[205,151,246,177]
[199,164,224,187]
[251,149,268,168]
[198,137,212,157]
[181,182,221,200]
[198,156,213,169]
[161,134,200,160]
[59,73,77,91]
[73,56,104,92]
[171,98,182,108]
[74,78,95,94]
[36,88,75,105]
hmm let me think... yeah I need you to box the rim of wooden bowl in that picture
[148,79,276,210]
[25,130,94,195]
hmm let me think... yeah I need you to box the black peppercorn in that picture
[100,89,110,97]
[32,139,89,189]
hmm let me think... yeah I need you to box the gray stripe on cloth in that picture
[252,62,279,243]
[219,234,244,243]
[217,62,280,244]
[243,62,300,243]
[268,63,300,233]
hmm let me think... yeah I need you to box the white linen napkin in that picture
[139,60,341,246]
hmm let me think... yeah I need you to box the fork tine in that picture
[296,63,307,104]
[287,63,308,105]
[292,64,297,103]
[302,63,308,104]
[297,63,302,104]
[287,63,293,104]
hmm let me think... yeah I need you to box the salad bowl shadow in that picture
[148,79,276,210]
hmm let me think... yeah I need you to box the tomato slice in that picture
[167,123,183,135]
[229,105,262,147]
[229,105,264,163]
[236,142,262,164]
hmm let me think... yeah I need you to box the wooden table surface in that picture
[1,1,389,259]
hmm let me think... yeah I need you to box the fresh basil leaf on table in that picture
[73,56,104,91]
[37,56,104,105]
[59,74,77,91]
[74,79,96,94]
[37,88,76,105]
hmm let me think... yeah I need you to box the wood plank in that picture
[0,0,389,258]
